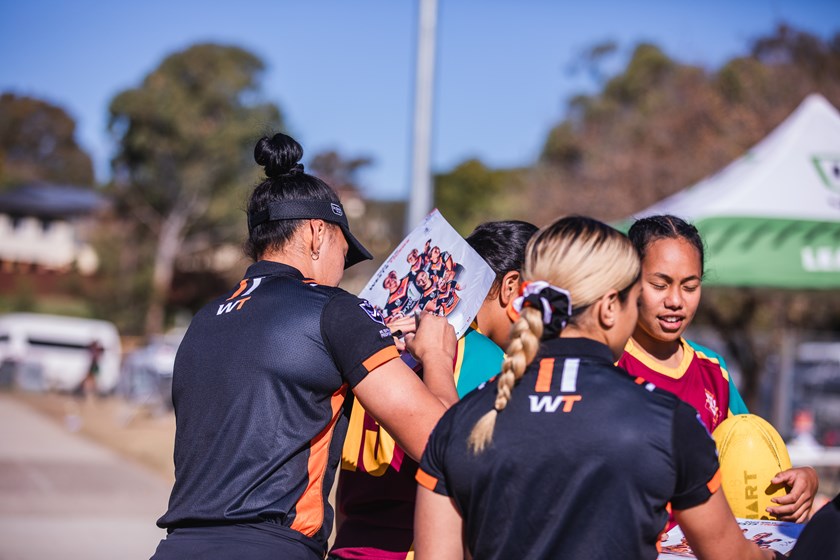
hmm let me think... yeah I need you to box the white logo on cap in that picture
[331,203,343,216]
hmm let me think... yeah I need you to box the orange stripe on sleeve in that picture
[535,358,555,392]
[226,279,248,301]
[290,384,348,536]
[362,346,400,372]
[415,468,439,491]
[706,469,722,493]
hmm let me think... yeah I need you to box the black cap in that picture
[248,200,373,268]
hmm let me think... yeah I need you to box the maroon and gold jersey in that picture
[329,327,504,559]
[617,338,734,433]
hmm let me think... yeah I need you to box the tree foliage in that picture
[0,93,94,188]
[307,149,408,294]
[108,43,283,335]
[435,22,840,245]
[435,24,840,408]
[434,159,529,236]
[536,25,840,409]
[533,25,840,225]
[309,150,374,198]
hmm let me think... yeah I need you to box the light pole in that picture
[405,0,438,234]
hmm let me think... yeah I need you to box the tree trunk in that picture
[144,210,188,336]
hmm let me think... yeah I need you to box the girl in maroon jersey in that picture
[620,214,818,523]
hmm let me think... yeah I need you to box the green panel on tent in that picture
[623,96,840,290]
[697,217,840,289]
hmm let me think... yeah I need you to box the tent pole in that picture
[773,327,797,438]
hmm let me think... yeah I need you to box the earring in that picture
[311,251,320,260]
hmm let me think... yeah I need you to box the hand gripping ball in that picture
[712,414,792,519]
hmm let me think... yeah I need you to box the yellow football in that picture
[712,414,792,520]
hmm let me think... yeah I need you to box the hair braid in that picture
[468,307,543,453]
[467,216,640,455]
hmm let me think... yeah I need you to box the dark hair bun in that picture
[254,133,305,178]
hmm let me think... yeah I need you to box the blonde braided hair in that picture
[468,306,543,453]
[467,216,640,454]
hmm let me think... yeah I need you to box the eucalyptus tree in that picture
[109,43,284,335]
[0,93,94,188]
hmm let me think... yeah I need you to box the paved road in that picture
[0,394,170,560]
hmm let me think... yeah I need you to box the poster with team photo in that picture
[359,209,495,339]
[658,519,804,559]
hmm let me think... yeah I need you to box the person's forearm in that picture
[415,488,464,560]
[421,352,459,408]
[353,359,450,462]
[692,534,775,560]
[678,491,777,560]
[406,312,458,407]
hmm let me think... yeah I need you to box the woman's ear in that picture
[597,289,620,329]
[499,271,521,307]
[308,219,327,255]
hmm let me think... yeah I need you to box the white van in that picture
[0,313,121,393]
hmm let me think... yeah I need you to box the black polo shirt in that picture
[418,338,720,560]
[157,261,398,555]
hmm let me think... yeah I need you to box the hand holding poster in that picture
[359,209,495,339]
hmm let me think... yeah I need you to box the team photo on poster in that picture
[359,210,495,339]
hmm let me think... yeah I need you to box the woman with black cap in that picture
[151,133,457,560]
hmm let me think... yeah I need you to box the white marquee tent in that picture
[632,93,840,289]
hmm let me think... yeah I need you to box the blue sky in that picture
[1,0,838,200]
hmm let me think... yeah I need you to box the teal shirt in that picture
[455,327,505,397]
[685,339,749,416]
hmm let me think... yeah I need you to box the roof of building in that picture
[0,183,108,218]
